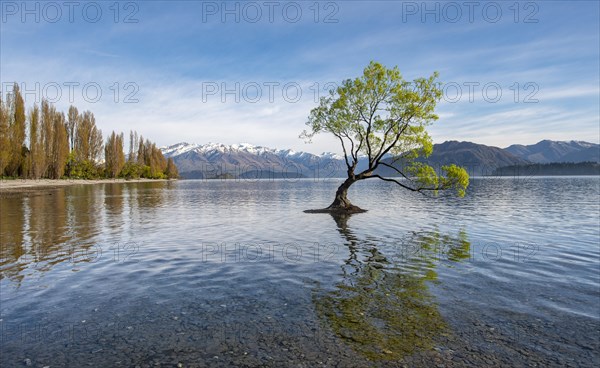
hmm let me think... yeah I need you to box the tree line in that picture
[0,83,178,180]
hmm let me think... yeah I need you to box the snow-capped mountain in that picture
[160,142,353,179]
[162,142,344,160]
[505,140,600,163]
[162,140,600,179]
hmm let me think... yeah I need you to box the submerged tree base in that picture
[304,205,367,215]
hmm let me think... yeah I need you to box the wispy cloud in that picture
[1,1,598,154]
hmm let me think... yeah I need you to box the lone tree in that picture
[302,61,469,214]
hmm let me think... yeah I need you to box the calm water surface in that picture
[1,178,599,367]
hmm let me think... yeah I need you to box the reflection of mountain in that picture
[314,215,470,360]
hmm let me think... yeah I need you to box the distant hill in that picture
[428,141,529,175]
[162,140,600,179]
[505,140,599,163]
[561,146,600,163]
[493,162,600,176]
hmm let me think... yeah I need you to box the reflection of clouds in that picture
[314,213,470,360]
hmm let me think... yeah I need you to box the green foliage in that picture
[302,61,469,201]
[143,164,167,179]
[65,152,102,179]
[119,161,143,179]
[120,161,167,180]
[141,165,153,178]
[407,162,439,190]
[303,62,441,162]
[405,163,469,197]
[440,164,470,197]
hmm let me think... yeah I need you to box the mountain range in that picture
[161,140,600,179]
[505,140,599,163]
[160,142,349,179]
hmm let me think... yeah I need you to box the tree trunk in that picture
[328,177,356,209]
[305,175,367,214]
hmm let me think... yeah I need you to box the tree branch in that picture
[367,174,440,198]
[353,129,365,162]
[359,108,373,164]
[341,130,357,163]
[378,161,411,180]
[373,108,419,165]
[367,174,417,192]
[335,133,352,171]
[373,119,397,160]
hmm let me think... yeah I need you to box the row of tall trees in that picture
[0,83,178,180]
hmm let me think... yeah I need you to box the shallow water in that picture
[1,177,599,367]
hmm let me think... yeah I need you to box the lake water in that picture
[1,177,599,367]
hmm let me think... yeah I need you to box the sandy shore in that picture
[0,178,174,198]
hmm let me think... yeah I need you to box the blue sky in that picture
[1,0,599,154]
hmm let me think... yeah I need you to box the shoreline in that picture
[0,178,175,198]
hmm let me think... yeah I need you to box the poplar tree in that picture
[28,105,45,179]
[49,111,69,179]
[0,97,10,175]
[67,105,79,152]
[7,83,26,177]
[105,131,125,178]
[165,158,179,179]
[41,99,54,177]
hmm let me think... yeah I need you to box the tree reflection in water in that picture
[0,182,166,285]
[314,213,470,360]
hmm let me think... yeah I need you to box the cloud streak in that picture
[1,1,598,154]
